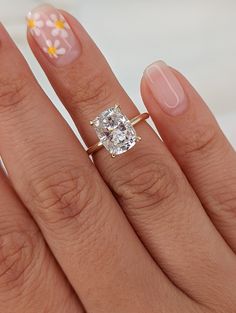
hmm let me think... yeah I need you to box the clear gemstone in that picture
[92,106,137,155]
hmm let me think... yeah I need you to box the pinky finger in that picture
[141,60,236,251]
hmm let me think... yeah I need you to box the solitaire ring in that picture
[87,105,149,157]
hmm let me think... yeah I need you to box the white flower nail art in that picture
[26,8,80,64]
[27,12,44,36]
[43,39,66,58]
[46,13,70,38]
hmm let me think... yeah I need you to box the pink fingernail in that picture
[26,4,81,66]
[144,61,187,116]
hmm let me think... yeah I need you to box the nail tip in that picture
[25,4,81,67]
[143,60,168,77]
[26,3,55,16]
[143,59,187,116]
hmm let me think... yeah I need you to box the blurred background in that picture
[0,0,235,147]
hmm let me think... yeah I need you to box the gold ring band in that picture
[87,112,149,155]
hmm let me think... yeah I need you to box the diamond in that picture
[92,106,137,156]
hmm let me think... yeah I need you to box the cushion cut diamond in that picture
[92,106,137,155]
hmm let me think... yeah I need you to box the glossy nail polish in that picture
[144,61,187,115]
[26,4,81,66]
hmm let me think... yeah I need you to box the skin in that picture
[0,9,236,313]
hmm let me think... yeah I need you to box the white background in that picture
[0,0,235,147]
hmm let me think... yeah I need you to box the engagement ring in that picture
[87,105,149,157]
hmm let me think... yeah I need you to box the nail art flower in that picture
[43,39,66,58]
[46,14,70,38]
[27,12,44,36]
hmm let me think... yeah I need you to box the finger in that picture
[27,5,236,307]
[0,23,187,312]
[0,167,82,313]
[142,60,236,251]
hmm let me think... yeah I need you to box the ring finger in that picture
[0,22,187,313]
[27,4,236,307]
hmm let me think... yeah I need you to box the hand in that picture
[0,4,236,313]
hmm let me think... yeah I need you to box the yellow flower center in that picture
[55,20,65,29]
[47,46,57,56]
[28,19,35,29]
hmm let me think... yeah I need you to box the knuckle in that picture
[210,180,236,219]
[179,123,218,156]
[0,228,39,289]
[29,165,99,226]
[113,153,179,210]
[66,68,114,116]
[0,75,32,113]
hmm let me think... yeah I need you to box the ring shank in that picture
[87,112,149,155]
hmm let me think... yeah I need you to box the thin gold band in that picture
[87,112,149,155]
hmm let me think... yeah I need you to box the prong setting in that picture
[87,110,149,157]
[91,105,137,157]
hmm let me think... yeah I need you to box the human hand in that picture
[0,4,236,313]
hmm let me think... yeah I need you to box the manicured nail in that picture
[26,4,81,66]
[144,61,187,115]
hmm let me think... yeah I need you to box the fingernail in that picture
[26,4,81,66]
[144,61,187,115]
